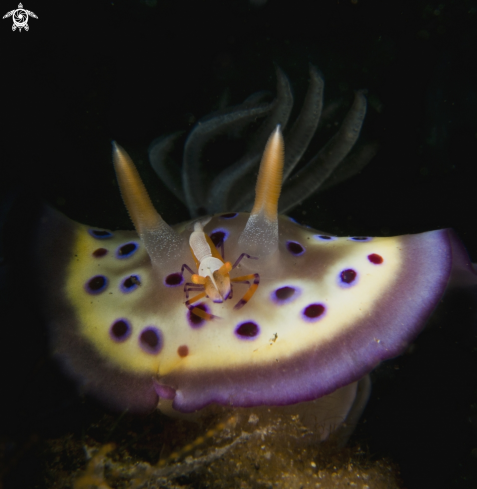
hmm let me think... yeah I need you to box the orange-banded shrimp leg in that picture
[184,275,219,321]
[180,265,215,321]
[229,253,259,309]
[231,253,258,269]
[185,289,218,321]
[184,282,204,301]
[180,263,196,278]
[231,273,260,310]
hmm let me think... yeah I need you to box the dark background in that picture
[1,0,477,487]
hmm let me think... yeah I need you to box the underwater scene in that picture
[2,0,477,488]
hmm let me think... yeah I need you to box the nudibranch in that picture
[37,68,476,431]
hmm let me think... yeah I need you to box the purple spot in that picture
[88,229,113,239]
[120,275,141,293]
[85,275,108,294]
[339,268,358,288]
[302,304,326,322]
[92,248,108,257]
[286,240,305,256]
[116,242,138,259]
[271,286,301,305]
[164,273,184,287]
[348,236,372,242]
[110,319,132,342]
[187,303,210,328]
[235,321,260,339]
[209,228,229,247]
[368,253,384,264]
[220,212,238,219]
[314,235,338,242]
[139,326,163,354]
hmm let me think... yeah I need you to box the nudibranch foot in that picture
[76,393,404,487]
[155,374,369,471]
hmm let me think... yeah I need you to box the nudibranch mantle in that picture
[37,126,476,416]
